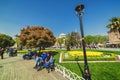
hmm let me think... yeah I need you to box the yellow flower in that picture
[68,51,103,57]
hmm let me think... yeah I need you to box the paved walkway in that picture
[0,55,67,80]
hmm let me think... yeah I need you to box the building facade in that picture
[54,33,66,48]
[107,31,120,47]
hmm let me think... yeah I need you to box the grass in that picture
[89,62,120,80]
[54,49,120,80]
[59,62,120,80]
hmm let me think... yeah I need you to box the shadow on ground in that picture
[75,57,84,78]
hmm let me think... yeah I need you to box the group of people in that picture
[33,51,55,73]
[1,47,55,73]
[9,48,17,57]
[22,50,55,73]
[0,47,18,59]
[22,50,37,60]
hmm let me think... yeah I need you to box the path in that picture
[0,55,67,80]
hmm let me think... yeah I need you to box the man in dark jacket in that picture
[0,48,4,59]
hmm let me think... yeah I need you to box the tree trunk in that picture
[66,46,70,51]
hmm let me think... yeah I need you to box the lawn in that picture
[54,49,120,80]
[59,62,120,80]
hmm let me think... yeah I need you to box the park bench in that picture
[37,59,55,73]
[23,53,36,60]
[9,50,17,57]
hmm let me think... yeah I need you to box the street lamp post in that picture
[75,4,91,80]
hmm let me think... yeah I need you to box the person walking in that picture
[0,48,4,59]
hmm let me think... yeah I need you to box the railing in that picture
[55,63,85,80]
[94,48,120,51]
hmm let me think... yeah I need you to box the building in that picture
[54,33,66,48]
[58,33,66,38]
[107,31,120,47]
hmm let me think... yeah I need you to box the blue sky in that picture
[0,0,120,37]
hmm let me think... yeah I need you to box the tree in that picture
[56,38,64,48]
[65,33,71,51]
[106,17,120,47]
[94,35,108,44]
[0,33,15,48]
[17,26,56,49]
[106,17,120,32]
[14,37,22,50]
[71,32,81,48]
[84,35,94,45]
[85,35,108,45]
[65,32,81,50]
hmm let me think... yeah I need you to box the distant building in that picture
[54,33,66,48]
[107,31,120,47]
[58,33,66,38]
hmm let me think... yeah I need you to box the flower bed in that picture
[17,49,58,54]
[62,50,116,61]
[68,51,103,57]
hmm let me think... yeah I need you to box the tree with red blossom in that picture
[17,26,56,49]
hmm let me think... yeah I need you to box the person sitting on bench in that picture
[22,50,33,59]
[43,55,55,73]
[33,52,47,69]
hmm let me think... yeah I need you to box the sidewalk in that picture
[0,56,67,80]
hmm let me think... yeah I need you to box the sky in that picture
[0,0,120,38]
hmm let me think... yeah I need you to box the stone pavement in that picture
[0,55,68,80]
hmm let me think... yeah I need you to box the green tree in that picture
[106,17,120,46]
[57,38,64,48]
[0,33,15,48]
[65,32,81,50]
[106,17,120,32]
[94,35,108,44]
[71,32,81,48]
[14,37,22,50]
[85,35,108,45]
[17,26,56,49]
[65,33,71,51]
[84,35,94,45]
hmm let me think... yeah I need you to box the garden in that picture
[53,49,120,80]
[62,50,117,61]
[13,49,120,80]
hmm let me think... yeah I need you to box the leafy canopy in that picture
[0,33,15,48]
[17,26,56,48]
